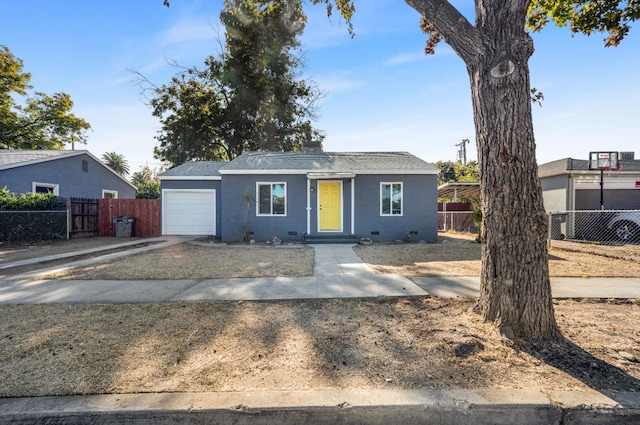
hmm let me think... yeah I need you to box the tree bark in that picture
[407,0,561,340]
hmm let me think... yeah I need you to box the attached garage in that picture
[159,162,224,237]
[162,189,216,235]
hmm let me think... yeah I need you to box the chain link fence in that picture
[439,209,640,247]
[548,210,640,246]
[0,210,69,243]
[438,211,477,233]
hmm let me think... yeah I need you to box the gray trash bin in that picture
[113,216,135,237]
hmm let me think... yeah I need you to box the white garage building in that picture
[159,162,223,236]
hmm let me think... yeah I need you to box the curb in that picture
[1,389,639,425]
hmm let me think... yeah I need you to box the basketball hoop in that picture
[603,163,623,177]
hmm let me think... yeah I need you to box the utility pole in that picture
[455,139,470,164]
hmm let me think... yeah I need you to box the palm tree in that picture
[102,152,130,176]
[130,168,152,186]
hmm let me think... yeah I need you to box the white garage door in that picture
[163,189,216,235]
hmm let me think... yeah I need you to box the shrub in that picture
[0,187,66,211]
[0,188,67,242]
[135,181,160,199]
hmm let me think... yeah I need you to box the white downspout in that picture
[306,178,311,235]
[351,178,355,235]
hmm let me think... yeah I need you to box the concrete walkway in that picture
[413,276,640,298]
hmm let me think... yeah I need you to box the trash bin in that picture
[550,213,567,240]
[113,216,135,237]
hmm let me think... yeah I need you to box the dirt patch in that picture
[354,233,640,277]
[0,237,146,264]
[1,298,639,397]
[0,242,162,279]
[12,233,639,280]
[41,244,315,280]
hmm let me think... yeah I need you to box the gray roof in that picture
[0,149,137,189]
[160,161,225,178]
[219,151,438,174]
[0,149,83,169]
[538,157,640,177]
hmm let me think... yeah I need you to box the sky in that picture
[2,0,639,176]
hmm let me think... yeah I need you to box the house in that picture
[539,152,640,212]
[0,149,136,199]
[159,150,439,242]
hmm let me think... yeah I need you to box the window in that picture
[82,160,88,172]
[381,183,402,216]
[257,183,286,216]
[102,190,118,199]
[32,182,59,196]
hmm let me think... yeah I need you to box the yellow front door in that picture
[319,182,341,231]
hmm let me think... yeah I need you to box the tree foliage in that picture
[413,1,639,54]
[135,181,161,199]
[131,164,162,199]
[102,151,130,177]
[434,160,479,186]
[528,0,640,47]
[150,0,324,166]
[131,166,154,187]
[0,45,91,150]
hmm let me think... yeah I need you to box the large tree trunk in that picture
[468,32,559,341]
[408,0,561,340]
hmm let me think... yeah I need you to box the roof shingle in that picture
[219,151,438,174]
[160,161,225,177]
[0,149,82,169]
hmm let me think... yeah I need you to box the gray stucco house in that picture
[539,154,640,212]
[159,150,439,243]
[0,149,137,199]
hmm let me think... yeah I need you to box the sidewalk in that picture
[2,388,639,425]
[413,276,640,298]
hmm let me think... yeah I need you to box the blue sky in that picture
[2,0,639,174]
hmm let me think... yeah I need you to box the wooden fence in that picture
[98,199,161,237]
[69,198,99,238]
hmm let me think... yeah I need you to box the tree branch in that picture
[405,0,484,63]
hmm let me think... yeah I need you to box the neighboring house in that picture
[539,152,640,212]
[159,149,439,243]
[0,149,137,199]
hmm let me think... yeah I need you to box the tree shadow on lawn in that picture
[6,298,640,403]
[521,337,640,406]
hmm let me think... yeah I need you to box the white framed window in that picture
[32,182,59,196]
[256,182,286,216]
[102,189,118,199]
[380,182,403,216]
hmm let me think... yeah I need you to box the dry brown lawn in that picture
[9,233,639,280]
[354,233,640,278]
[2,299,640,397]
[0,237,137,264]
[1,233,640,398]
[39,244,315,280]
